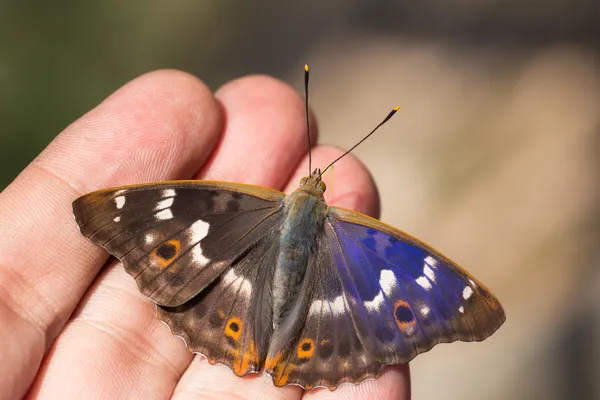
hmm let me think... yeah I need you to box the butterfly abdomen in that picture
[271,190,327,328]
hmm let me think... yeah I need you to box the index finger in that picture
[0,70,222,399]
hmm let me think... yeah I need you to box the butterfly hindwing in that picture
[158,229,282,376]
[72,181,285,307]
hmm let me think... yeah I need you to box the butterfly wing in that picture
[328,206,505,343]
[157,227,281,376]
[73,180,286,375]
[72,181,285,307]
[264,205,505,390]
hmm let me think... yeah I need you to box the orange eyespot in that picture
[393,299,416,331]
[224,317,243,341]
[151,239,181,268]
[317,180,326,192]
[297,338,315,359]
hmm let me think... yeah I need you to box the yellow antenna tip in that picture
[305,64,309,71]
[393,106,401,111]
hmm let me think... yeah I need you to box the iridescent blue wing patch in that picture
[327,207,505,356]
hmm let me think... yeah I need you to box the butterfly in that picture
[72,66,505,391]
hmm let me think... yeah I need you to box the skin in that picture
[0,70,411,400]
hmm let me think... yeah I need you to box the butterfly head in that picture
[298,168,326,197]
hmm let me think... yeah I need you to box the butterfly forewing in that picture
[327,207,505,353]
[72,181,285,307]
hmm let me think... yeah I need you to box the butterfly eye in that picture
[299,177,308,185]
[317,181,326,192]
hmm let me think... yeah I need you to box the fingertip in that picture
[216,74,308,135]
[217,74,317,138]
[218,73,318,145]
[200,74,317,188]
[76,68,221,148]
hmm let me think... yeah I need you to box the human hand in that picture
[0,70,410,399]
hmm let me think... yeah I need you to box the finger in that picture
[172,359,300,400]
[304,366,410,400]
[29,75,317,399]
[27,260,195,399]
[0,70,222,399]
[197,74,318,189]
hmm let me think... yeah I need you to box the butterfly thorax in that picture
[271,180,327,328]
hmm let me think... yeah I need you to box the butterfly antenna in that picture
[320,106,401,177]
[304,64,312,175]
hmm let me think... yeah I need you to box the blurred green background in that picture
[2,1,599,399]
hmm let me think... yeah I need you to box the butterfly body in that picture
[272,175,326,326]
[73,171,505,390]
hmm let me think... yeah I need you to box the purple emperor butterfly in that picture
[72,66,505,391]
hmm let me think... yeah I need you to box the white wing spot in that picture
[331,296,346,315]
[222,269,252,297]
[309,295,345,316]
[162,189,176,197]
[145,232,156,245]
[416,276,432,290]
[365,291,384,312]
[308,300,322,316]
[420,305,430,317]
[190,220,210,243]
[155,209,173,220]
[366,270,397,312]
[113,216,121,222]
[468,278,477,288]
[458,306,465,313]
[155,197,174,210]
[115,196,126,209]
[425,256,438,268]
[380,269,397,296]
[463,285,474,300]
[423,264,436,282]
[191,245,210,267]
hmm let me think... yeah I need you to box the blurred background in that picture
[1,1,598,399]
